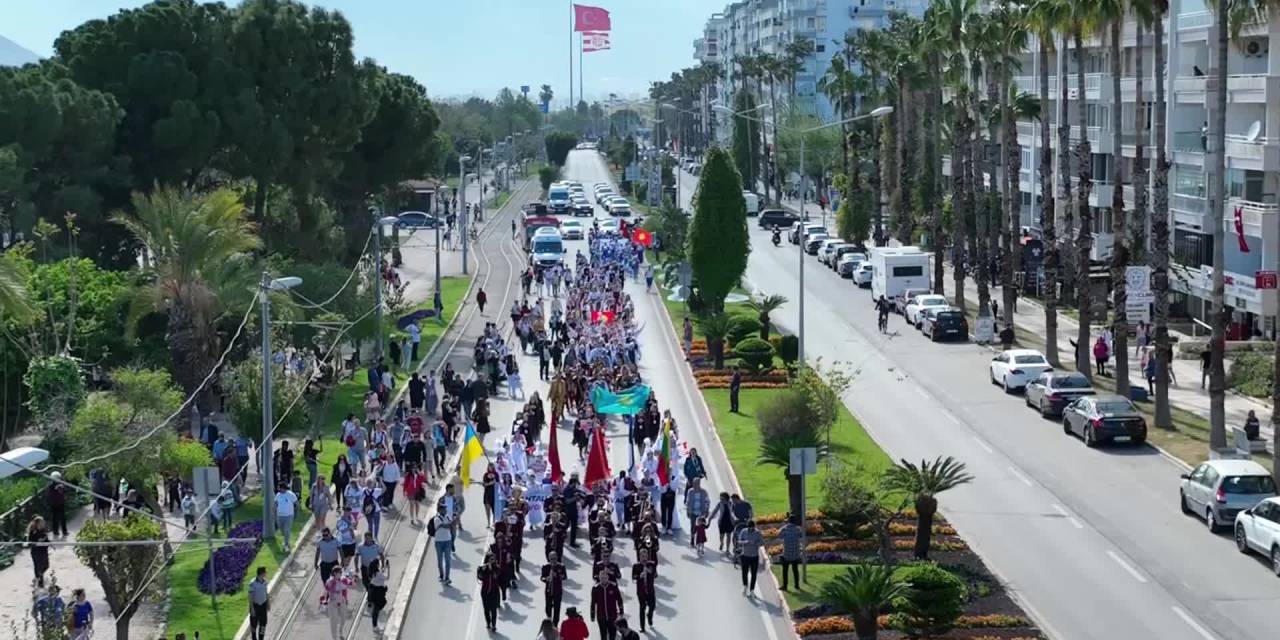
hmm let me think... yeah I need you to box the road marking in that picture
[1051,504,1084,529]
[914,386,929,399]
[971,436,994,454]
[1007,466,1033,487]
[1106,550,1149,583]
[946,412,962,425]
[1171,606,1220,640]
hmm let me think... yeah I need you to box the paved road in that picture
[398,149,795,639]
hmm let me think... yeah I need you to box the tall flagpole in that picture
[579,33,584,111]
[569,0,574,110]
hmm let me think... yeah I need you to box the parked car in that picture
[1182,459,1277,531]
[1234,496,1280,574]
[904,294,950,326]
[1024,372,1094,417]
[895,289,932,317]
[759,209,800,230]
[852,263,874,287]
[804,234,831,255]
[921,308,968,342]
[396,211,438,228]
[818,240,847,266]
[595,188,617,204]
[831,246,864,269]
[838,253,866,277]
[791,223,826,244]
[1062,394,1148,447]
[561,219,585,240]
[988,348,1053,392]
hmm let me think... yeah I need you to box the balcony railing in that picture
[1173,193,1207,214]
[1172,131,1205,153]
[1178,11,1212,29]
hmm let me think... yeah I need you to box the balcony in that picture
[1172,193,1209,230]
[1088,180,1115,208]
[1172,74,1278,104]
[1225,134,1280,171]
[1177,11,1213,31]
[1221,197,1280,240]
[1172,131,1206,166]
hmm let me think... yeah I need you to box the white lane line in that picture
[1106,550,1149,583]
[914,386,929,399]
[1050,503,1084,529]
[971,436,994,454]
[1171,606,1220,640]
[1007,466,1033,487]
[946,412,962,425]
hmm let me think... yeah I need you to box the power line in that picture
[286,228,375,312]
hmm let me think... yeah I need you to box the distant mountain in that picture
[0,35,41,67]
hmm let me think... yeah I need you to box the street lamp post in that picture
[459,155,472,275]
[370,209,401,360]
[660,102,702,212]
[260,273,302,538]
[715,104,893,366]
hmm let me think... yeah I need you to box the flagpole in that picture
[569,0,574,111]
[579,32,584,111]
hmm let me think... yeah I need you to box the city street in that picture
[672,165,1280,640]
[397,149,795,639]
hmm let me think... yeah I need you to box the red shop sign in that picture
[1256,270,1278,290]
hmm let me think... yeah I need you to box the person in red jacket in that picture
[590,569,624,640]
[559,606,590,640]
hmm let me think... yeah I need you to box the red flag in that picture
[583,427,612,489]
[573,5,611,32]
[548,414,564,483]
[633,229,653,247]
[591,309,617,324]
[1234,206,1251,252]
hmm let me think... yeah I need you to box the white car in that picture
[817,240,845,265]
[838,253,865,278]
[989,349,1054,392]
[561,219,584,240]
[596,189,617,204]
[598,219,619,234]
[852,263,874,287]
[905,294,950,327]
[1235,496,1280,573]
[607,202,632,217]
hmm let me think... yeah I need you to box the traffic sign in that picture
[789,447,818,475]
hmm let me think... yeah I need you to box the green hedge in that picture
[1228,352,1274,399]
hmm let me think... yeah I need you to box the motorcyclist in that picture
[771,229,781,246]
[875,295,891,331]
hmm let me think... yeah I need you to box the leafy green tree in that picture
[821,464,898,563]
[225,350,310,441]
[114,187,260,414]
[75,514,166,640]
[544,132,579,166]
[836,195,872,246]
[23,354,86,432]
[881,456,974,560]
[889,562,968,638]
[688,147,748,312]
[820,563,909,640]
[0,254,32,321]
[538,166,560,192]
[23,256,132,366]
[730,89,760,190]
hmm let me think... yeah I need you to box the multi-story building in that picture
[1000,3,1280,337]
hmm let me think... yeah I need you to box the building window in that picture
[807,17,816,29]
[1174,229,1212,269]
[816,44,825,53]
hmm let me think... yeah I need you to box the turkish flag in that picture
[573,4,611,32]
[633,230,653,247]
[548,414,563,483]
[1234,206,1251,252]
[583,427,612,489]
[591,309,617,324]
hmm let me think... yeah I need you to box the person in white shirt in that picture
[274,484,299,552]
[429,508,454,584]
[407,321,422,363]
[379,459,401,510]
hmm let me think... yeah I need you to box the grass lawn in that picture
[166,494,304,639]
[771,563,848,611]
[495,192,511,210]
[701,388,891,517]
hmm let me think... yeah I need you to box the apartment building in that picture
[999,4,1280,337]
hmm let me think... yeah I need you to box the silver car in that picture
[1181,459,1278,532]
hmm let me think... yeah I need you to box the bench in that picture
[1233,426,1268,455]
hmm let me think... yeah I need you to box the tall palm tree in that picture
[1069,1,1099,377]
[882,456,974,560]
[992,4,1030,336]
[820,564,909,640]
[918,10,948,296]
[115,187,260,414]
[819,55,858,178]
[1028,0,1065,367]
[1103,0,1133,396]
[932,0,979,308]
[745,293,788,339]
[784,38,816,103]
[969,13,999,320]
[539,84,554,109]
[696,312,734,370]
[858,29,894,246]
[1151,0,1174,427]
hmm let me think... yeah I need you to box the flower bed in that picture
[765,537,969,556]
[197,520,264,595]
[795,614,1032,637]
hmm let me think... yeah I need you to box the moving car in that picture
[1062,394,1148,447]
[1234,496,1280,574]
[598,219,620,234]
[607,201,632,217]
[529,227,565,267]
[758,209,800,230]
[396,211,438,228]
[904,294,950,326]
[852,263,874,287]
[921,308,968,342]
[1024,372,1094,417]
[838,253,866,277]
[560,219,585,240]
[573,199,594,216]
[548,183,572,214]
[988,349,1053,392]
[1181,459,1277,531]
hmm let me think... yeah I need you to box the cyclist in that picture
[875,295,891,333]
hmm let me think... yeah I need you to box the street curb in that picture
[648,283,801,640]
[381,179,533,640]
[230,179,530,640]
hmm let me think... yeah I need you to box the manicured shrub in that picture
[1227,351,1272,398]
[888,562,968,638]
[734,337,775,371]
[777,334,799,366]
[727,316,762,346]
[756,389,819,441]
[197,520,264,595]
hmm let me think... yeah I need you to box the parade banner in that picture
[591,384,652,415]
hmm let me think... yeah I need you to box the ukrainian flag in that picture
[591,384,652,416]
[459,423,484,485]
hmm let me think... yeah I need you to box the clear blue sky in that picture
[4,0,723,105]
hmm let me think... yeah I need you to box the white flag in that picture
[583,31,611,52]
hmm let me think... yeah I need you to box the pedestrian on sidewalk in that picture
[275,483,299,553]
[379,456,401,510]
[590,569,625,640]
[682,317,693,358]
[542,551,567,622]
[408,320,422,364]
[361,478,384,538]
[736,519,764,596]
[303,438,321,493]
[429,508,454,584]
[367,557,390,632]
[536,618,560,640]
[1245,410,1262,440]
[1135,321,1150,356]
[632,548,657,632]
[1142,348,1157,395]
[248,566,269,640]
[616,618,642,640]
[320,566,352,640]
[26,516,50,587]
[404,464,427,524]
[1201,347,1211,389]
[477,288,488,315]
[45,475,68,537]
[358,531,384,589]
[32,585,65,636]
[1093,335,1110,377]
[314,527,342,584]
[70,587,93,640]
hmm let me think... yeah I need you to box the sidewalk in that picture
[944,262,1275,451]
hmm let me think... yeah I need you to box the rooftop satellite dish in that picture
[1246,120,1262,142]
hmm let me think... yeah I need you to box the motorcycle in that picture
[771,230,782,247]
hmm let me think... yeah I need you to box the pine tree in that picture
[689,147,750,312]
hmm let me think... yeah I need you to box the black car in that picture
[921,308,968,342]
[758,209,800,229]
[1024,372,1094,417]
[1062,394,1148,447]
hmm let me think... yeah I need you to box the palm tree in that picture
[992,4,1030,337]
[1103,0,1132,396]
[881,456,974,560]
[1069,1,1099,377]
[1028,0,1065,368]
[0,256,32,322]
[819,56,856,178]
[696,312,733,370]
[932,0,979,308]
[745,294,788,339]
[783,38,816,103]
[1151,0,1174,428]
[115,187,260,414]
[819,564,909,640]
[539,84,554,110]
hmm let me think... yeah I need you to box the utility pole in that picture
[259,273,275,538]
[372,206,385,360]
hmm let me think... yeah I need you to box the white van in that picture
[870,246,931,309]
[742,191,760,217]
[530,228,566,268]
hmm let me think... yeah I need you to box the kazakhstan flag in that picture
[591,384,652,416]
